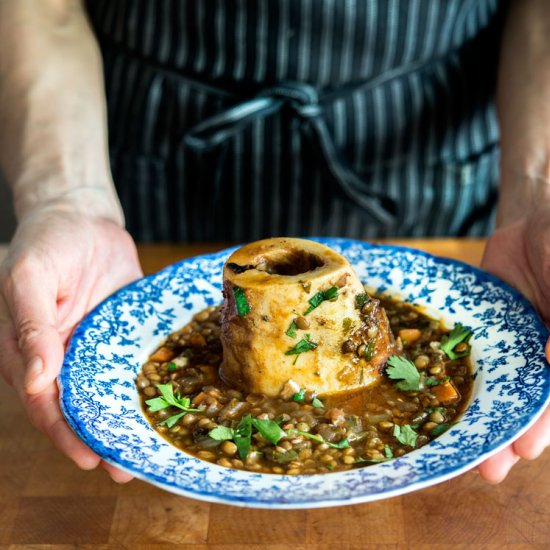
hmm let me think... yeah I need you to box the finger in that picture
[476,445,520,484]
[2,258,65,395]
[0,296,23,389]
[101,461,134,484]
[513,406,550,460]
[25,383,101,470]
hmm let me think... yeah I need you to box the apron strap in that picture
[97,31,448,227]
[184,56,447,226]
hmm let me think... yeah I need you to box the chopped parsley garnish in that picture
[355,292,371,308]
[208,417,286,459]
[286,320,298,338]
[292,389,323,408]
[393,424,418,447]
[288,430,350,449]
[384,445,394,459]
[425,376,450,387]
[252,418,287,444]
[311,397,324,408]
[303,286,339,315]
[208,425,235,441]
[292,389,306,403]
[363,340,376,360]
[386,356,421,391]
[441,323,472,359]
[145,384,204,428]
[167,362,177,372]
[234,414,253,460]
[233,286,251,316]
[285,334,318,363]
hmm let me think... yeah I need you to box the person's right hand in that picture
[0,206,143,482]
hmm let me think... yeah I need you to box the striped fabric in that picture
[85,0,505,242]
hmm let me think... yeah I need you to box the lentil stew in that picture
[136,294,474,475]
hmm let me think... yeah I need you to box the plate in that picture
[58,238,550,509]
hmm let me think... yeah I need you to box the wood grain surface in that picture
[1,239,549,549]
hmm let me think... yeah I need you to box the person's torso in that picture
[85,0,504,242]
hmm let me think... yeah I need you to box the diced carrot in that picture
[149,346,175,363]
[398,328,421,344]
[193,391,208,406]
[432,381,460,403]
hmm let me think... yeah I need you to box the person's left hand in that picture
[478,202,550,482]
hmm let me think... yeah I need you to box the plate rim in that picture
[58,237,550,508]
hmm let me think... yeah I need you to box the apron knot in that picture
[258,82,322,118]
[184,80,397,225]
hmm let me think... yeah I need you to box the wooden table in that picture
[1,239,549,548]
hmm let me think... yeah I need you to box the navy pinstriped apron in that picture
[85,0,505,242]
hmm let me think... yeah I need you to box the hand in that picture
[478,203,550,482]
[0,207,143,482]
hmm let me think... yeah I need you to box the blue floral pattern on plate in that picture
[58,238,550,509]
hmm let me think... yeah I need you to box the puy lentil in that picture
[454,342,469,354]
[414,355,430,369]
[137,296,473,475]
[295,316,310,330]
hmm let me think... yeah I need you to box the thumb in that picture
[3,259,65,395]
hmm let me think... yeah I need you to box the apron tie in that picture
[184,81,397,225]
[96,32,448,227]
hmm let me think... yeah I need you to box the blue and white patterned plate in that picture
[58,238,550,509]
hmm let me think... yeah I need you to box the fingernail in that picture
[25,356,44,388]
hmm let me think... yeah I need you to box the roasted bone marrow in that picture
[220,238,394,397]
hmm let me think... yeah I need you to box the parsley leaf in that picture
[386,356,421,391]
[328,438,350,449]
[292,389,306,403]
[234,414,253,460]
[145,384,204,427]
[292,389,323,408]
[425,376,450,387]
[441,323,472,359]
[208,425,235,441]
[145,384,203,413]
[393,424,418,447]
[233,286,251,317]
[304,286,339,315]
[167,362,177,372]
[384,445,394,459]
[159,412,187,428]
[311,397,324,408]
[286,320,298,338]
[251,418,286,445]
[355,293,370,308]
[208,418,286,453]
[285,335,318,363]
